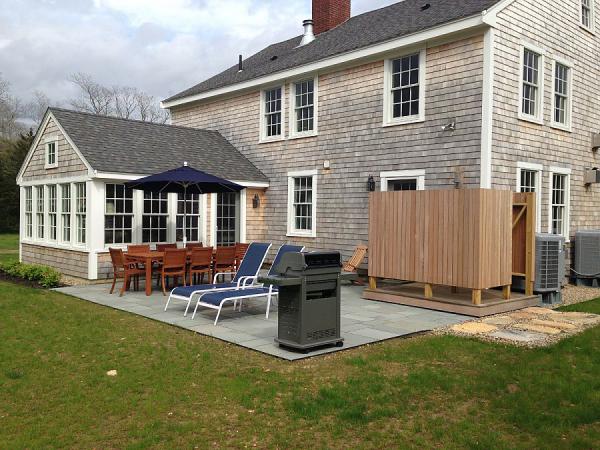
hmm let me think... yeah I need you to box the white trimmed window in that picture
[549,168,571,238]
[551,60,572,130]
[48,185,57,241]
[61,184,71,243]
[381,170,425,191]
[261,86,284,141]
[45,138,58,168]
[517,163,542,232]
[384,49,426,126]
[581,0,595,31]
[75,183,86,245]
[287,170,317,237]
[24,186,33,238]
[104,183,133,245]
[36,186,44,239]
[290,78,317,137]
[142,191,168,243]
[177,193,201,243]
[519,46,544,123]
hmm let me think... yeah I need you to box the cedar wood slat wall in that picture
[368,189,512,290]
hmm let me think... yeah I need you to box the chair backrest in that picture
[343,245,368,272]
[190,247,213,266]
[268,244,305,276]
[186,242,203,249]
[156,243,178,252]
[215,246,236,265]
[128,244,150,253]
[235,243,250,259]
[163,248,187,268]
[232,242,272,282]
[109,247,125,268]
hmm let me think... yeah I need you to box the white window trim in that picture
[580,0,596,34]
[383,48,426,127]
[380,170,425,191]
[259,85,286,143]
[550,57,573,132]
[288,76,318,140]
[287,169,318,238]
[44,136,59,169]
[547,166,571,241]
[516,162,543,232]
[518,43,545,125]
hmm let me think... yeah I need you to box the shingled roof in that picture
[164,0,501,103]
[49,108,268,183]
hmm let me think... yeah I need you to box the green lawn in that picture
[0,233,18,264]
[1,277,599,449]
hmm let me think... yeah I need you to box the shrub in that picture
[0,261,61,288]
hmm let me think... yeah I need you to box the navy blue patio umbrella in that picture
[125,162,243,246]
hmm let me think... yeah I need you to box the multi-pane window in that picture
[177,193,201,243]
[553,63,570,126]
[521,49,541,118]
[388,179,418,191]
[551,173,568,236]
[216,192,238,246]
[391,53,420,119]
[61,184,71,242]
[46,141,57,166]
[264,87,282,137]
[48,185,57,240]
[294,79,314,133]
[104,183,133,245]
[75,183,86,244]
[291,176,314,232]
[142,191,168,243]
[36,186,44,239]
[24,187,32,238]
[582,0,593,29]
[519,169,538,193]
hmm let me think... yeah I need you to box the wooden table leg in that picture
[145,257,153,296]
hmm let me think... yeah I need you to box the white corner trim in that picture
[239,189,247,243]
[161,15,488,108]
[480,27,494,189]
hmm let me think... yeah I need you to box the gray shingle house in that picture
[18,0,600,280]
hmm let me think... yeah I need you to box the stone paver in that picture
[55,282,469,361]
[489,329,547,344]
[481,316,514,326]
[451,322,498,335]
[531,319,577,331]
[512,323,563,335]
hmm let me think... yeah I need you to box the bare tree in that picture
[0,74,27,139]
[68,72,169,123]
[26,90,52,127]
[69,72,113,116]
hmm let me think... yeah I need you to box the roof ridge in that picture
[48,107,220,134]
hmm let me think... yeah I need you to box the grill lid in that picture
[275,251,342,275]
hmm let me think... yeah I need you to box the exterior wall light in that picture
[367,175,376,192]
[252,194,261,208]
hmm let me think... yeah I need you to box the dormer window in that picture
[45,138,58,168]
[581,0,595,31]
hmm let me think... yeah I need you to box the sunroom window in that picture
[104,183,133,245]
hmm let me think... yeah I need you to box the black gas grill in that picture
[260,251,354,351]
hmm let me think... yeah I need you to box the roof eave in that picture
[93,171,269,187]
[162,12,493,109]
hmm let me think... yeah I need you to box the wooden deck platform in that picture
[363,282,540,317]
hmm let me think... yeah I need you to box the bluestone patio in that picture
[56,282,470,360]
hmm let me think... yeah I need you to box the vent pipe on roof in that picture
[238,55,243,72]
[299,19,315,46]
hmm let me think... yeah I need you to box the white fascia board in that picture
[93,172,148,180]
[162,14,488,109]
[231,180,270,188]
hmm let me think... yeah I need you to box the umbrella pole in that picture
[183,185,187,248]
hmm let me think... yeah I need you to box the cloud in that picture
[0,0,399,106]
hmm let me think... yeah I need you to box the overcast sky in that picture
[0,0,398,106]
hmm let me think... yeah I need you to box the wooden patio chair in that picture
[188,247,213,285]
[156,243,178,252]
[161,248,187,295]
[127,244,150,253]
[109,248,145,296]
[186,242,203,249]
[214,246,236,281]
[343,245,368,284]
[234,243,250,271]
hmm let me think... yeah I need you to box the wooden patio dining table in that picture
[126,249,219,296]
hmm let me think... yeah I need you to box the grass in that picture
[0,233,18,264]
[0,234,599,448]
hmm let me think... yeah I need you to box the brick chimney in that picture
[312,0,351,35]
